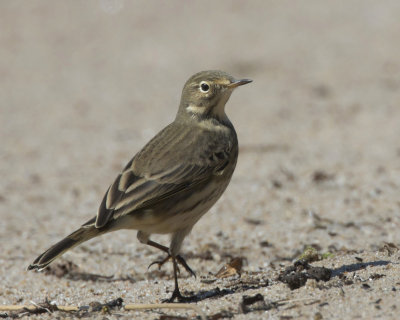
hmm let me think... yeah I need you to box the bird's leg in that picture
[162,256,191,303]
[146,239,196,278]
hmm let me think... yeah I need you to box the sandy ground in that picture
[1,1,400,319]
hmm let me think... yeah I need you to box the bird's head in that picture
[177,70,252,122]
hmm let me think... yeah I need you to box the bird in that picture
[28,70,252,302]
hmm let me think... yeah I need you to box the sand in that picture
[1,1,399,319]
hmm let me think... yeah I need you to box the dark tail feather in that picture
[28,225,102,270]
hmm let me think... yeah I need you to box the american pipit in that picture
[28,70,252,302]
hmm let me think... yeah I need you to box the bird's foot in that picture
[162,287,193,303]
[148,254,196,278]
[148,255,171,271]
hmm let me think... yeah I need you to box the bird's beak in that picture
[228,79,253,89]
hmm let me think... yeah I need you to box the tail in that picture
[28,224,102,271]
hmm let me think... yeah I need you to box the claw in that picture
[148,256,182,274]
[162,287,193,303]
[176,255,196,278]
[148,255,171,270]
[148,254,196,278]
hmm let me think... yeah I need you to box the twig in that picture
[0,303,206,319]
[124,303,206,320]
[0,305,78,312]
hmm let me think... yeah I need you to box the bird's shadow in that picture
[178,278,269,303]
[330,260,391,277]
[63,271,269,302]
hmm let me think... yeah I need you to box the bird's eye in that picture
[199,81,210,93]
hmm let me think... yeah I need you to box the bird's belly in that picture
[149,183,226,234]
[119,175,232,235]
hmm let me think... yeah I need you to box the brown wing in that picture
[92,123,233,228]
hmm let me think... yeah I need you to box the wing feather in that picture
[94,123,234,228]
